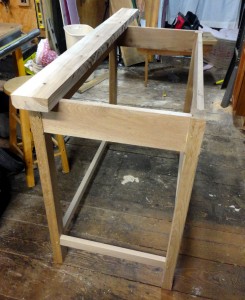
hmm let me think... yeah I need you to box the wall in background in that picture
[0,0,37,33]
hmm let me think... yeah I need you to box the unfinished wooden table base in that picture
[11,8,205,290]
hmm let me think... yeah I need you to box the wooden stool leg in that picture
[19,110,35,188]
[55,135,70,174]
[162,119,205,290]
[30,112,66,263]
[9,101,18,153]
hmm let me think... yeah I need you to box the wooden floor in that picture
[0,58,245,299]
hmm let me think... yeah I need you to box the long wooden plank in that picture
[11,8,139,112]
[119,26,197,53]
[42,100,192,152]
[60,234,166,267]
[63,141,108,231]
[184,47,195,113]
[192,32,204,111]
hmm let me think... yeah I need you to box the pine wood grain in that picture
[29,112,65,263]
[11,8,139,112]
[42,100,191,152]
[119,26,196,53]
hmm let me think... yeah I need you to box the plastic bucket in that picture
[64,24,94,49]
[64,24,94,81]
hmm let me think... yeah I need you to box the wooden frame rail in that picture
[11,8,205,291]
[119,26,204,108]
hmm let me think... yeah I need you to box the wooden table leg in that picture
[29,112,66,263]
[162,118,205,290]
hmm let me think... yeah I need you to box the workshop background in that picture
[0,1,245,299]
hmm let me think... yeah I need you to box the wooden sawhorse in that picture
[12,8,205,290]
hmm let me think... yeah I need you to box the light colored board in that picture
[162,118,206,290]
[145,0,160,28]
[29,112,66,263]
[42,100,192,152]
[119,26,196,53]
[63,141,108,231]
[11,8,139,112]
[192,32,204,111]
[78,72,109,94]
[184,32,205,112]
[184,47,195,113]
[60,234,166,267]
[110,0,144,66]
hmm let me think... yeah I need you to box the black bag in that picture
[0,148,24,174]
[0,148,24,216]
[0,166,11,216]
[172,11,203,30]
[184,11,203,30]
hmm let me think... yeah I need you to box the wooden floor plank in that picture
[174,256,245,300]
[3,192,245,273]
[0,251,162,300]
[71,205,245,267]
[1,61,245,299]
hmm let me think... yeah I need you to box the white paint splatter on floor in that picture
[229,205,241,212]
[191,286,203,296]
[121,175,139,185]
